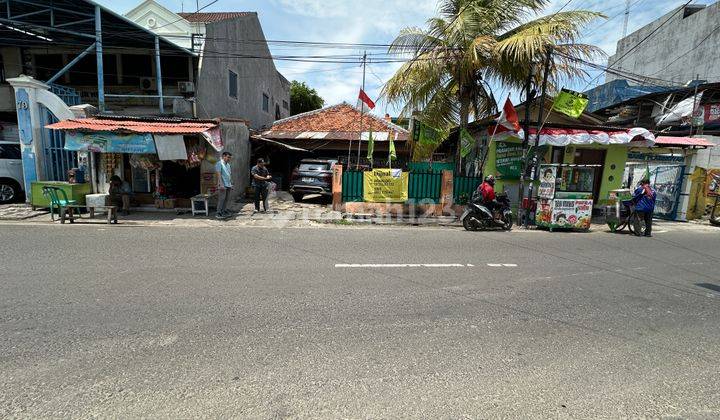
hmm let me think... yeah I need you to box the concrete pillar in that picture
[332,164,343,211]
[440,169,454,215]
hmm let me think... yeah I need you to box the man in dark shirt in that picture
[251,158,272,213]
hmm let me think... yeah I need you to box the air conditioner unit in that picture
[178,81,195,93]
[139,77,156,91]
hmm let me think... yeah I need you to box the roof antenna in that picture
[622,0,631,37]
[181,1,184,12]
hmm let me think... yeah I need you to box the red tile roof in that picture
[265,103,409,141]
[178,12,253,23]
[654,136,715,147]
[46,117,219,134]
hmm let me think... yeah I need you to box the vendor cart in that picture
[535,164,598,232]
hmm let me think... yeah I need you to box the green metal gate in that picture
[342,170,364,202]
[408,171,442,203]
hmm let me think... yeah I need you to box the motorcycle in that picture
[460,190,514,231]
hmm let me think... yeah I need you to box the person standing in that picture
[215,152,233,218]
[251,158,272,213]
[633,178,656,237]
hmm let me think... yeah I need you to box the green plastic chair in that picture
[42,186,78,222]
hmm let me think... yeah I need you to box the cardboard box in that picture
[164,199,175,209]
[155,199,164,208]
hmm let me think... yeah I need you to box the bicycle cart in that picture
[605,188,649,235]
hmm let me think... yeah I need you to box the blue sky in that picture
[97,0,715,115]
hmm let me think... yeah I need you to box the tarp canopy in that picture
[47,116,224,151]
[489,126,655,146]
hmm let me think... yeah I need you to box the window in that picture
[228,70,238,99]
[282,100,289,110]
[0,143,21,160]
[275,103,281,120]
[262,93,269,112]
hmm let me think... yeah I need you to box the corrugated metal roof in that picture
[46,117,218,134]
[178,12,253,23]
[654,136,715,147]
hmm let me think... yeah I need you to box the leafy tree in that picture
[382,0,604,167]
[290,81,325,115]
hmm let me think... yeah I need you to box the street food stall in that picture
[46,116,225,210]
[535,164,598,231]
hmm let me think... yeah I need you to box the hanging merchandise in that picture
[101,153,120,173]
[130,154,162,171]
[182,137,207,168]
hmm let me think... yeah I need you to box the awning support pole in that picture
[155,36,164,114]
[46,43,96,84]
[94,5,105,112]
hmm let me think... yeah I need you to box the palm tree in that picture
[382,0,604,169]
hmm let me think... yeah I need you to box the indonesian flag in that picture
[358,89,376,110]
[498,98,521,131]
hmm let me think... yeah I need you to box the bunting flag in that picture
[389,132,397,161]
[358,89,376,110]
[460,128,475,158]
[366,128,374,163]
[552,89,589,118]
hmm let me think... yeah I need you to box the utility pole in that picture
[622,0,631,38]
[690,73,701,137]
[355,51,368,169]
[518,65,534,226]
[524,47,552,229]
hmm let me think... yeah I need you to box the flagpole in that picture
[479,94,509,176]
[356,51,367,170]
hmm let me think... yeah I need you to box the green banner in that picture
[495,141,524,179]
[552,89,589,118]
[460,128,475,158]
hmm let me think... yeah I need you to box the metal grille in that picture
[40,84,80,181]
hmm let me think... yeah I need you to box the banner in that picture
[538,165,557,199]
[460,128,475,158]
[65,131,156,154]
[707,169,720,196]
[363,169,408,202]
[552,89,589,118]
[495,141,524,179]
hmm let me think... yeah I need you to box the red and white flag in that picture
[497,98,521,132]
[358,89,376,110]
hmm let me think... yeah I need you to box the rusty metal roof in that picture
[46,117,218,134]
[178,12,253,23]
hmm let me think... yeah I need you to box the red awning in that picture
[653,136,715,147]
[46,117,218,135]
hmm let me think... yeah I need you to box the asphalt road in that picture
[1,223,719,418]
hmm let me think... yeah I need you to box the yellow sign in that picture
[363,169,409,202]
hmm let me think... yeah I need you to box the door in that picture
[574,148,606,200]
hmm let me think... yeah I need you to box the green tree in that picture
[382,0,604,167]
[290,81,325,116]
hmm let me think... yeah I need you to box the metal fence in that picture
[453,175,482,203]
[40,84,81,181]
[408,171,442,203]
[342,170,364,202]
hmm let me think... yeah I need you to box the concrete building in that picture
[124,0,290,129]
[606,2,720,85]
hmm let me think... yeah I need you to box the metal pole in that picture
[155,36,164,114]
[622,0,631,38]
[518,66,534,225]
[94,5,105,112]
[689,73,700,137]
[356,51,367,169]
[525,47,552,228]
[46,43,96,84]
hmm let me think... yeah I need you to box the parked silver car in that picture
[289,159,338,202]
[0,141,24,203]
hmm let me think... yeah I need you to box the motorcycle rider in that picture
[477,175,500,219]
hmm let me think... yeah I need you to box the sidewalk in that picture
[2,198,718,233]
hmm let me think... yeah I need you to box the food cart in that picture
[535,164,598,231]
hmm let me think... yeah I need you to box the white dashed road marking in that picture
[486,263,518,267]
[335,263,473,268]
